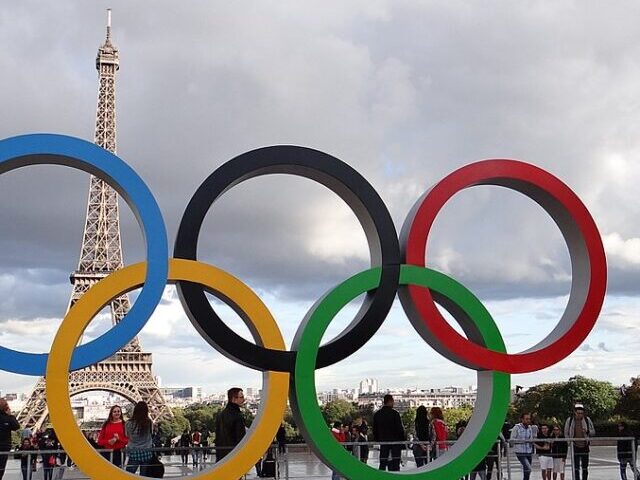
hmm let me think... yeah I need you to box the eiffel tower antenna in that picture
[106,8,112,42]
[18,10,172,430]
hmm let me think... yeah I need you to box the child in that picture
[16,438,37,480]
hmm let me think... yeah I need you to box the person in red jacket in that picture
[330,422,347,480]
[97,405,128,467]
[430,407,448,458]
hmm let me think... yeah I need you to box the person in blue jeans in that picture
[510,413,534,480]
[616,422,639,480]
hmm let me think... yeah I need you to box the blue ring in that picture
[0,134,168,375]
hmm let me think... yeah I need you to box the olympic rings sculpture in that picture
[0,134,607,480]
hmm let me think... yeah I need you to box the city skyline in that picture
[1,3,640,398]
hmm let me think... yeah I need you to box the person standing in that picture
[178,429,190,466]
[38,429,58,480]
[330,421,347,480]
[430,407,448,458]
[373,394,405,471]
[200,426,211,462]
[97,405,128,467]
[486,433,505,480]
[616,421,639,480]
[535,424,553,480]
[510,413,534,480]
[550,425,568,480]
[563,404,595,480]
[413,406,431,467]
[125,401,154,475]
[191,427,202,468]
[214,388,246,462]
[356,423,370,464]
[16,437,37,480]
[0,398,19,480]
[276,424,287,455]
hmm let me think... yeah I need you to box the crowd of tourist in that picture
[327,397,639,480]
[2,391,640,479]
[0,388,256,480]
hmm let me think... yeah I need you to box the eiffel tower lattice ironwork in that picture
[18,10,172,430]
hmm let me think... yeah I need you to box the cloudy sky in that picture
[1,1,640,398]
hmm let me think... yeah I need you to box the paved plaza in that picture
[0,445,634,479]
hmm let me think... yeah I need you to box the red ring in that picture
[402,160,607,373]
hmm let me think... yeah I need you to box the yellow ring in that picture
[46,258,289,479]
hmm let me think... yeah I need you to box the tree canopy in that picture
[511,375,618,422]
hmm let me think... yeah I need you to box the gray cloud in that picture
[1,3,640,321]
[579,342,611,353]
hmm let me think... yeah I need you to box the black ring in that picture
[174,146,400,372]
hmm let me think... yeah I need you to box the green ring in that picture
[291,265,511,480]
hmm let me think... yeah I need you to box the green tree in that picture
[510,383,563,423]
[616,377,640,420]
[401,407,417,434]
[354,403,375,426]
[444,405,474,436]
[157,408,190,444]
[182,403,223,432]
[321,400,357,425]
[283,406,304,442]
[512,376,618,422]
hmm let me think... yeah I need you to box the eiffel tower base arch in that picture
[17,351,173,431]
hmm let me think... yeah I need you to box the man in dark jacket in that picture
[617,421,639,480]
[373,394,405,471]
[0,398,20,480]
[215,388,246,462]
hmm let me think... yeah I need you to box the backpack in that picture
[261,453,276,478]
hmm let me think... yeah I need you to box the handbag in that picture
[146,454,165,478]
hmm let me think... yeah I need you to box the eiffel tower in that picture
[18,10,172,430]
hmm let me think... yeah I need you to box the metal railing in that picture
[0,437,635,479]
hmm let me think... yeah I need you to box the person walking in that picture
[510,413,534,480]
[412,406,431,467]
[430,407,448,458]
[214,388,246,462]
[0,398,19,480]
[97,405,128,467]
[616,421,639,480]
[125,401,154,475]
[373,394,405,471]
[550,424,568,480]
[564,404,595,480]
[535,424,553,480]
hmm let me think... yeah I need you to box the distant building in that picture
[160,386,203,404]
[317,389,358,405]
[246,387,258,399]
[358,386,477,412]
[358,378,379,395]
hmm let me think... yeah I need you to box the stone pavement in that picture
[1,445,633,479]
